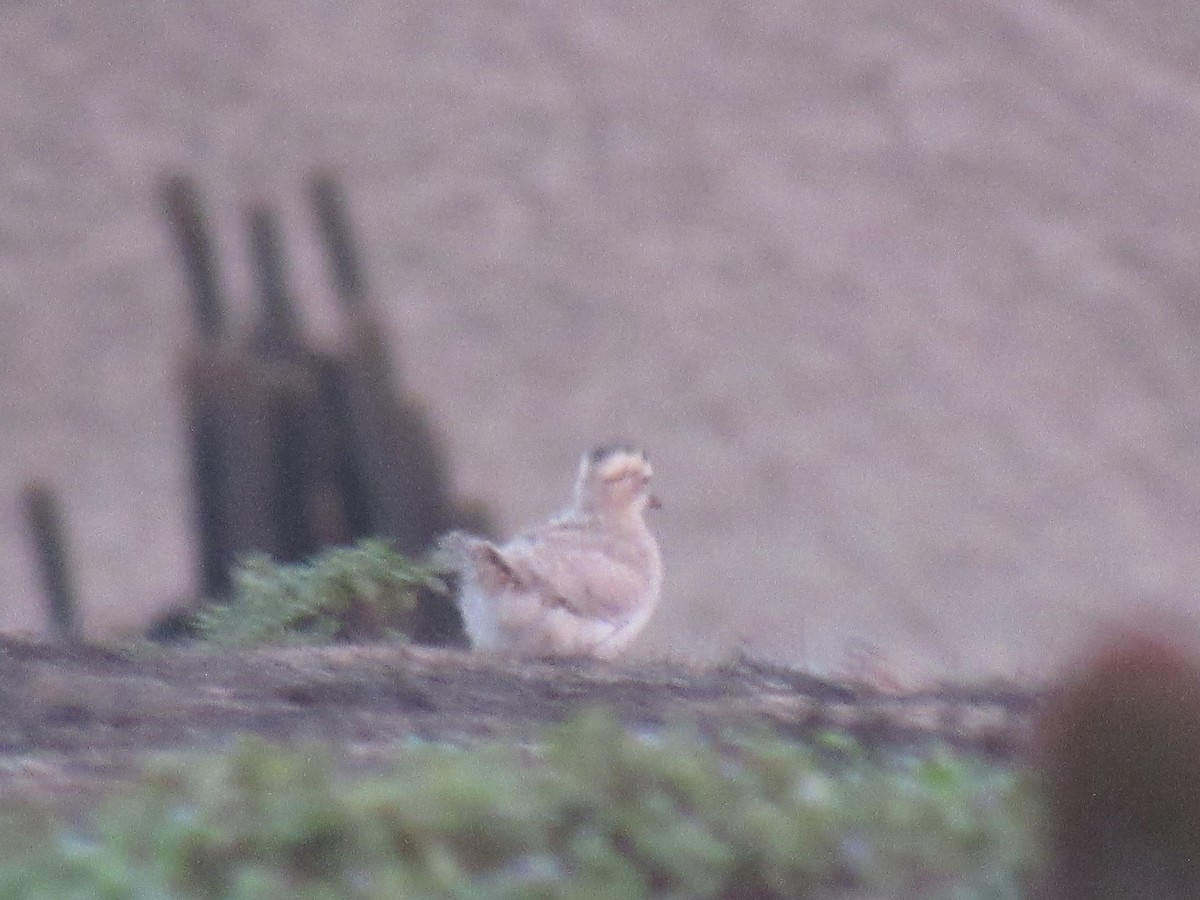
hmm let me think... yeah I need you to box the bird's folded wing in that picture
[503,534,647,623]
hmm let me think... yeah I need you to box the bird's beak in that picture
[647,494,662,510]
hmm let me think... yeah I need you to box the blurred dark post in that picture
[158,169,481,645]
[247,205,301,358]
[245,203,318,561]
[310,170,365,306]
[308,172,451,555]
[308,172,476,645]
[21,482,80,642]
[160,174,233,596]
[160,175,226,340]
[341,316,452,553]
[179,347,289,580]
[184,383,230,597]
[1037,631,1200,899]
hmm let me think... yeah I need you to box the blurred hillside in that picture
[3,0,1200,681]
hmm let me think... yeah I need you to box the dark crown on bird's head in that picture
[588,444,646,465]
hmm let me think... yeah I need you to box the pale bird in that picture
[438,446,663,659]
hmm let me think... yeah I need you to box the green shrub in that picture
[193,539,444,647]
[0,713,1042,898]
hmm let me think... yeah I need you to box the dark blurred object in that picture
[160,175,226,341]
[159,171,489,643]
[1035,626,1200,900]
[21,482,81,643]
[310,170,366,306]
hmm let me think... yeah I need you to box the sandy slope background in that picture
[2,0,1199,683]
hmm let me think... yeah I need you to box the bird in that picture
[437,445,662,659]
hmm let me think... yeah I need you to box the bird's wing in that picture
[500,526,650,623]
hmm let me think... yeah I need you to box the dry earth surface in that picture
[3,0,1200,683]
[0,635,1034,813]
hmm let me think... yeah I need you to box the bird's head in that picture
[574,445,661,519]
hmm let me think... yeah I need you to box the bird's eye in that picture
[602,469,646,486]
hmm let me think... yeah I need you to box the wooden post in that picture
[21,482,81,642]
[160,175,232,596]
[310,171,365,307]
[160,175,227,341]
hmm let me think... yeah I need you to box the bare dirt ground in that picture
[0,635,1034,813]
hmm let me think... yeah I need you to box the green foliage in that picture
[193,539,444,647]
[0,714,1041,898]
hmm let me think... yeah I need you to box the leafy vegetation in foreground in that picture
[194,539,445,647]
[0,713,1041,899]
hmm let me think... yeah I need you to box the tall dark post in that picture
[157,170,478,646]
[308,173,451,553]
[186,389,231,596]
[310,171,365,307]
[246,202,357,562]
[21,482,81,642]
[247,204,301,359]
[160,175,227,341]
[160,175,231,596]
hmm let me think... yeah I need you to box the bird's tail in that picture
[435,530,523,596]
[432,530,476,569]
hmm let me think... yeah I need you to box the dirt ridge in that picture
[0,635,1037,806]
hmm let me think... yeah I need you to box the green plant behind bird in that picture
[194,538,445,647]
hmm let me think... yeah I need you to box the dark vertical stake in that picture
[309,170,451,552]
[160,175,228,341]
[310,171,366,307]
[245,204,317,561]
[333,314,453,553]
[21,483,81,642]
[247,205,300,358]
[161,172,231,596]
[272,377,313,563]
[180,363,232,597]
[193,408,229,595]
